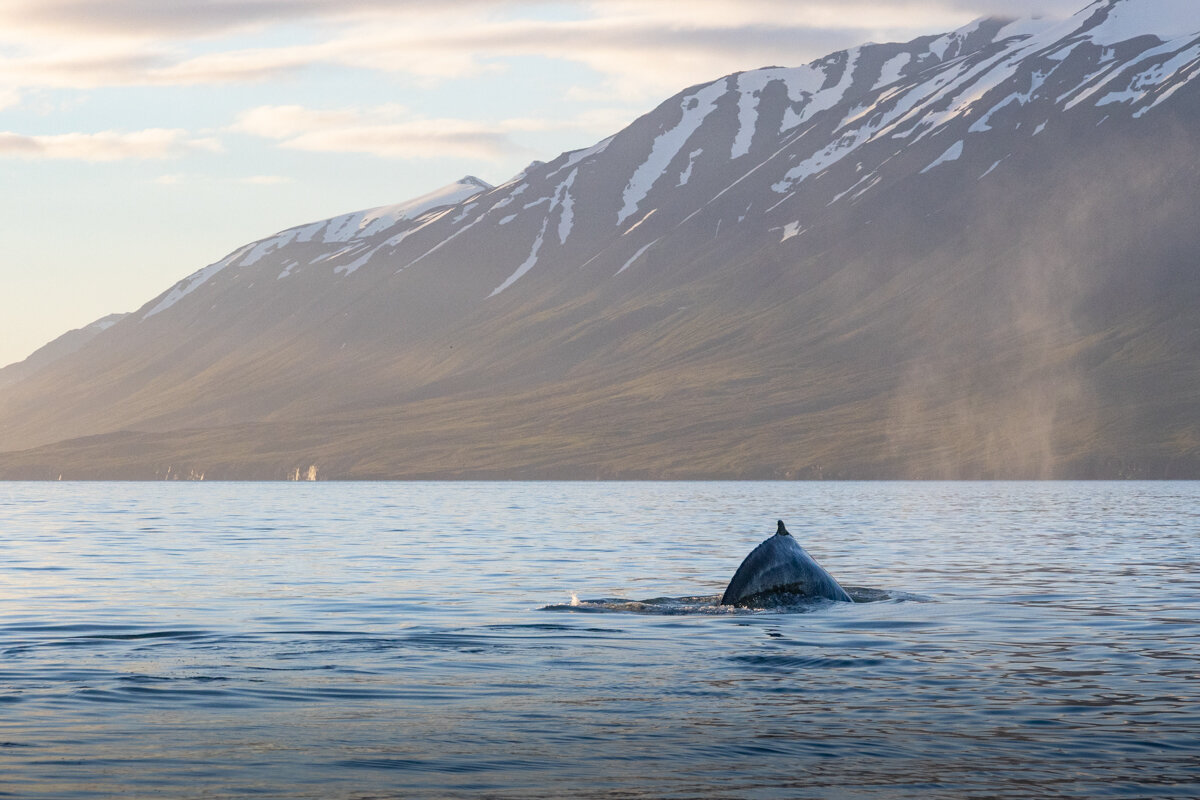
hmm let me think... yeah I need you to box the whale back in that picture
[720,522,852,606]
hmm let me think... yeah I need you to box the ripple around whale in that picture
[540,587,927,615]
[4,482,1196,800]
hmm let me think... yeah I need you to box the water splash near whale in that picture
[542,520,923,615]
[542,587,924,615]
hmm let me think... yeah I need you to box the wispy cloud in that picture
[0,0,512,37]
[0,0,1082,39]
[230,104,394,139]
[0,129,222,161]
[154,172,293,185]
[238,174,293,185]
[231,104,527,160]
[0,1,1084,100]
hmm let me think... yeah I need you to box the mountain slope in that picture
[0,313,128,390]
[1,0,1198,479]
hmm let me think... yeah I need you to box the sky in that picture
[0,0,1085,368]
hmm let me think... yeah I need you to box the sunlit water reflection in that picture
[1,481,1198,798]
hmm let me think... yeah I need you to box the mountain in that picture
[0,313,128,389]
[1,0,1198,479]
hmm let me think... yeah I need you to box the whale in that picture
[720,520,853,606]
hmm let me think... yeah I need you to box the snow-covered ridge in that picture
[242,174,491,263]
[132,0,1200,317]
[768,0,1200,197]
[618,80,728,225]
[143,243,255,319]
[326,175,492,243]
[89,312,128,333]
[139,176,493,320]
[1085,0,1200,46]
[610,16,1011,230]
[261,175,492,250]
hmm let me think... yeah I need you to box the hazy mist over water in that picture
[1,481,1198,799]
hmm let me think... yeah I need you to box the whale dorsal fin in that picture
[776,520,790,536]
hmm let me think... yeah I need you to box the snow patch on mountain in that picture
[547,136,614,181]
[292,221,326,245]
[330,176,490,243]
[255,177,492,254]
[615,239,658,276]
[1086,0,1200,47]
[336,245,383,276]
[780,221,804,242]
[143,244,254,319]
[401,205,492,271]
[921,140,965,173]
[555,170,578,245]
[242,229,299,267]
[779,54,859,133]
[979,156,1007,179]
[384,206,456,249]
[970,70,1050,132]
[1097,42,1200,110]
[623,209,656,236]
[893,46,1033,143]
[774,41,1017,194]
[678,149,703,186]
[618,80,727,224]
[311,243,367,266]
[1068,37,1200,110]
[731,73,764,159]
[878,53,912,88]
[490,217,550,297]
[65,312,128,340]
[128,0,1200,327]
[1134,51,1200,114]
[165,176,495,297]
[767,2,1200,199]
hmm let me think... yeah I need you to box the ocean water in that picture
[1,481,1197,799]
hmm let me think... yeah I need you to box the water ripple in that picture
[0,481,1197,799]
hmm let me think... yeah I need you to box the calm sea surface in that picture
[1,481,1198,799]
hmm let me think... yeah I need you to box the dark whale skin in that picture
[720,520,852,606]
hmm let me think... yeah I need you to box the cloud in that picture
[0,0,519,38]
[154,172,293,185]
[232,104,525,160]
[407,18,877,96]
[0,129,222,161]
[149,44,329,84]
[156,13,938,95]
[238,174,293,185]
[0,0,1084,40]
[0,0,1087,98]
[366,0,1080,93]
[949,0,1082,15]
[230,104,389,138]
[283,125,520,160]
[0,46,305,90]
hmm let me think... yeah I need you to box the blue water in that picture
[1,482,1198,799]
